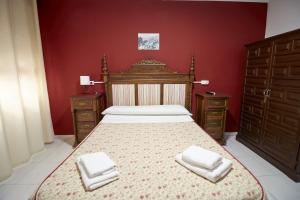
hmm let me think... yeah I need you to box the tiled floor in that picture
[0,136,74,200]
[224,134,300,200]
[0,134,300,200]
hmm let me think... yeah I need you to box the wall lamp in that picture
[80,76,104,85]
[193,80,209,85]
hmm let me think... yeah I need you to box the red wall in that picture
[38,0,267,134]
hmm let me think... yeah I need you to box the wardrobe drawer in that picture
[207,99,227,108]
[75,111,94,121]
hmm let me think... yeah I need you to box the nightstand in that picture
[195,93,229,145]
[70,94,105,146]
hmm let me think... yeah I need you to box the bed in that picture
[32,57,266,200]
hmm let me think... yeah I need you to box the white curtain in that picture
[0,0,54,181]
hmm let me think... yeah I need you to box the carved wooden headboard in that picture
[101,56,195,111]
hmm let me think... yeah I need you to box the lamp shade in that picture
[80,76,90,85]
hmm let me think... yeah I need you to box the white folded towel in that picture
[77,159,119,191]
[176,153,232,183]
[79,152,116,178]
[182,145,222,170]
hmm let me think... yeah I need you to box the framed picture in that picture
[138,33,160,50]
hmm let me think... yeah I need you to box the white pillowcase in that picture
[102,105,192,116]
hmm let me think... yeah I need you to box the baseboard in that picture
[224,132,237,136]
[54,133,73,136]
[54,134,74,138]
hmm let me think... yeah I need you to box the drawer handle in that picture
[214,101,223,105]
[208,121,220,125]
[81,124,91,128]
[78,102,88,106]
[209,101,224,106]
[79,113,92,118]
[210,112,220,115]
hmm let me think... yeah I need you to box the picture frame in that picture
[138,33,160,50]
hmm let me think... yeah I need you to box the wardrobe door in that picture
[262,32,300,169]
[239,41,272,146]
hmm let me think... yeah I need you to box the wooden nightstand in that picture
[195,93,229,145]
[71,94,105,146]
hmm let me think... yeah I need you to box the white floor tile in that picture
[2,163,39,185]
[224,133,300,199]
[0,185,8,199]
[30,148,52,163]
[224,143,252,158]
[17,162,58,185]
[44,137,64,149]
[265,191,278,200]
[258,175,300,200]
[238,156,282,177]
[0,184,37,200]
[43,146,73,164]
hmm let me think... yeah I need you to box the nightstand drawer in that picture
[207,99,227,108]
[77,122,95,133]
[77,133,89,142]
[206,110,224,120]
[205,127,223,138]
[205,119,223,128]
[75,111,94,121]
[73,99,93,109]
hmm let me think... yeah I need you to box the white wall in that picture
[265,0,300,38]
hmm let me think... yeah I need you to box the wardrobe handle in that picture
[263,89,271,104]
[263,95,267,104]
[265,89,271,97]
[263,89,271,96]
[263,89,268,96]
[263,88,268,104]
[268,89,271,96]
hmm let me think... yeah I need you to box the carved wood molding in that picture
[129,59,171,73]
[133,59,166,65]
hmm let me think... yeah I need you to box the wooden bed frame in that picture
[101,56,195,110]
[33,56,268,200]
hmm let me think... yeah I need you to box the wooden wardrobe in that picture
[237,29,300,182]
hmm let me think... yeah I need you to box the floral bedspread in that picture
[33,122,266,200]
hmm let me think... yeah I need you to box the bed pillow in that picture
[102,105,192,116]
